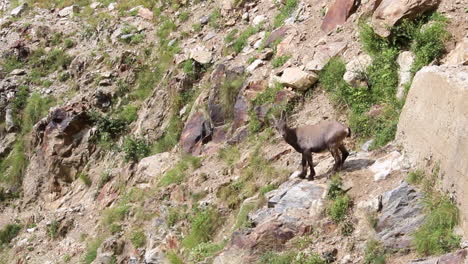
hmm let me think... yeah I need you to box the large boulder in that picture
[372,0,441,37]
[321,0,359,33]
[179,112,213,155]
[279,67,318,90]
[397,65,468,236]
[376,182,425,250]
[305,41,347,72]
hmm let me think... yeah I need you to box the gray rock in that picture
[343,54,372,86]
[369,151,404,181]
[252,15,266,26]
[0,133,16,158]
[376,182,425,250]
[58,5,79,17]
[10,69,26,75]
[242,12,249,21]
[11,3,28,17]
[190,47,212,64]
[200,15,209,25]
[246,59,264,72]
[409,249,467,264]
[5,107,15,132]
[396,51,415,99]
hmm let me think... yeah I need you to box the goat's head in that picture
[272,112,288,138]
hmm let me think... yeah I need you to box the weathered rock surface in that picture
[179,112,213,155]
[305,41,347,72]
[190,46,213,64]
[376,182,425,250]
[135,152,177,185]
[369,151,405,181]
[321,0,358,33]
[409,249,468,264]
[444,37,468,66]
[58,5,79,17]
[396,51,415,99]
[397,65,468,235]
[279,67,318,90]
[11,3,28,17]
[372,0,441,37]
[343,54,372,86]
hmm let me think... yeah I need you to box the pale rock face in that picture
[397,65,468,236]
[190,46,213,64]
[246,59,264,72]
[11,3,28,17]
[343,54,372,86]
[396,51,415,99]
[305,41,347,72]
[279,67,318,90]
[252,15,266,26]
[444,37,468,66]
[369,151,404,181]
[58,5,79,17]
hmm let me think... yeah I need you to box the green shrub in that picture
[167,251,184,264]
[130,230,146,248]
[159,155,202,186]
[122,136,150,162]
[218,145,240,167]
[83,237,103,264]
[167,207,185,227]
[189,241,225,262]
[182,59,196,77]
[326,174,345,200]
[232,26,260,53]
[47,220,59,239]
[364,240,386,264]
[271,55,291,68]
[63,38,74,49]
[327,194,351,222]
[78,172,92,186]
[0,141,27,187]
[182,207,222,249]
[0,224,21,245]
[413,194,460,256]
[406,169,424,185]
[273,0,298,28]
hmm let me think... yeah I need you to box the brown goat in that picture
[273,116,351,180]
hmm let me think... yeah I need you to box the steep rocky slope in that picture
[0,0,467,263]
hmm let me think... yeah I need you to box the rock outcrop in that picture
[397,65,468,235]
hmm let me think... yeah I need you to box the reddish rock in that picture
[321,0,359,33]
[233,95,249,130]
[138,7,153,20]
[179,112,213,155]
[264,26,291,48]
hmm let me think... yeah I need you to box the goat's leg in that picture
[298,154,307,179]
[339,144,349,169]
[331,148,342,172]
[306,152,315,181]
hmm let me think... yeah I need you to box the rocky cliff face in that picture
[0,0,467,263]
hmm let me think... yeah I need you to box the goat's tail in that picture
[347,127,352,138]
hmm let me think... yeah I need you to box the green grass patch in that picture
[82,237,103,264]
[326,175,351,222]
[209,8,222,29]
[364,239,386,264]
[78,172,92,186]
[406,169,424,185]
[102,202,130,226]
[167,251,184,264]
[273,0,298,28]
[130,230,146,248]
[220,75,245,120]
[218,145,240,167]
[230,26,261,53]
[259,251,326,264]
[122,136,151,162]
[189,241,226,262]
[47,220,60,239]
[159,155,202,186]
[182,207,222,249]
[271,55,291,68]
[0,224,21,245]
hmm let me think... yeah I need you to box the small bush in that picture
[78,172,92,186]
[0,224,21,245]
[159,155,202,186]
[182,59,196,77]
[273,0,298,28]
[326,174,345,200]
[122,136,151,162]
[0,141,27,187]
[413,194,460,256]
[1,55,24,73]
[167,207,185,227]
[130,230,146,248]
[406,169,424,185]
[218,145,240,167]
[22,93,55,133]
[83,237,103,264]
[182,207,222,249]
[271,55,291,68]
[189,241,225,262]
[364,240,386,264]
[327,194,351,222]
[47,220,59,239]
[98,171,112,189]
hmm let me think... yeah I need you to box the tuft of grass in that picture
[130,66,161,101]
[63,38,74,49]
[208,8,221,29]
[159,155,202,186]
[122,136,151,162]
[78,172,92,186]
[47,220,59,239]
[327,194,351,222]
[218,145,240,167]
[189,241,226,262]
[219,75,245,120]
[364,240,386,264]
[406,169,424,185]
[231,26,260,53]
[192,23,203,32]
[167,207,186,227]
[0,224,21,245]
[179,11,190,22]
[130,230,146,248]
[413,194,460,256]
[167,251,184,264]
[271,55,291,68]
[98,171,112,189]
[273,0,298,28]
[182,207,222,249]
[82,237,103,264]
